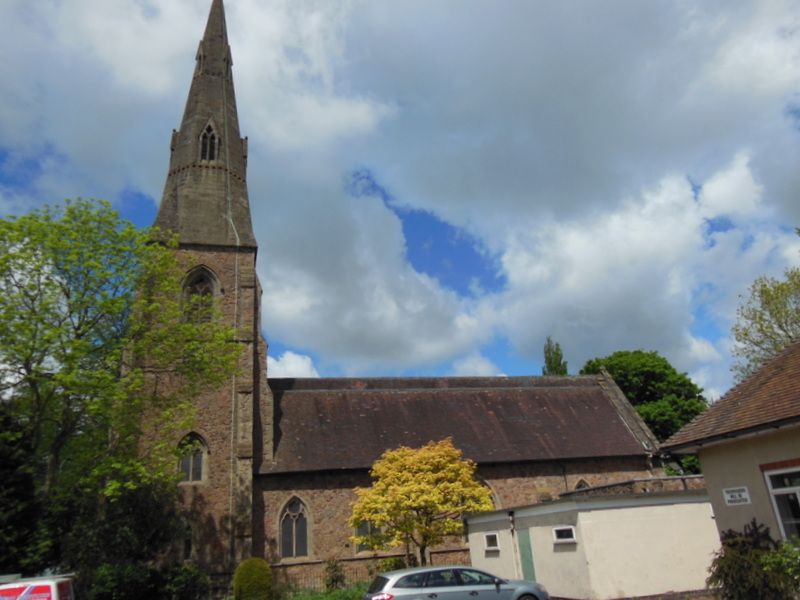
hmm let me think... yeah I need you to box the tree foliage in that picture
[542,336,568,375]
[580,350,707,442]
[0,199,239,575]
[349,438,493,566]
[731,266,800,381]
[707,519,796,600]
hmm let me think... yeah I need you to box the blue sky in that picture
[1,1,800,398]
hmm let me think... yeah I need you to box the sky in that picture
[1,0,799,399]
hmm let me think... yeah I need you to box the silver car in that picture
[364,566,549,600]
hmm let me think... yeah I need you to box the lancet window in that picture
[280,497,309,558]
[201,124,217,161]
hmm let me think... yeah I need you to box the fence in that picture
[270,549,471,592]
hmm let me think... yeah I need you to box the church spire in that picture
[155,0,257,248]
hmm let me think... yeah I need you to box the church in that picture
[158,0,665,588]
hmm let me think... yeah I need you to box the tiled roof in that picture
[261,374,658,474]
[663,341,800,452]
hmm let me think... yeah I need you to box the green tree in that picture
[580,350,707,442]
[542,336,568,375]
[731,266,800,381]
[0,199,240,573]
[349,438,493,566]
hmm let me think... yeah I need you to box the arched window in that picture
[575,479,590,491]
[178,433,207,483]
[280,497,308,558]
[183,267,217,322]
[201,124,217,161]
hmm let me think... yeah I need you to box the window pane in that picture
[191,449,203,481]
[775,492,800,538]
[396,574,426,589]
[426,570,457,587]
[295,512,308,556]
[458,570,495,585]
[281,515,294,557]
[179,455,191,481]
[770,471,800,490]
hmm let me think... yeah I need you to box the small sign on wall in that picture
[723,486,751,506]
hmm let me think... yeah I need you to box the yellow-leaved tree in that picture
[349,438,493,566]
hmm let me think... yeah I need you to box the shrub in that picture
[163,562,211,600]
[763,536,800,594]
[234,557,272,600]
[706,519,794,599]
[90,563,159,600]
[324,559,346,591]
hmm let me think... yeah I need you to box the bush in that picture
[324,559,346,591]
[234,557,272,600]
[707,519,794,599]
[90,563,160,600]
[163,562,211,600]
[763,536,800,594]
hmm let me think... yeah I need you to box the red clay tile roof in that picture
[663,341,800,452]
[261,374,658,474]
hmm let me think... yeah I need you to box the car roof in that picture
[383,566,481,578]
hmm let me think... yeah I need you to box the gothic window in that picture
[355,520,379,553]
[178,433,207,483]
[183,267,217,322]
[575,479,590,491]
[201,124,217,161]
[280,497,308,558]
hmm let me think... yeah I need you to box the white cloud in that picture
[1,0,800,399]
[267,351,320,378]
[451,354,505,377]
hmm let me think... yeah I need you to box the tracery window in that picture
[183,267,216,322]
[178,433,207,483]
[201,124,217,161]
[280,497,308,558]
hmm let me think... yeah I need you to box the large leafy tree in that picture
[0,199,240,575]
[731,267,800,381]
[580,350,707,442]
[349,438,493,566]
[542,336,568,375]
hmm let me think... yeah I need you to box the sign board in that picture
[723,486,751,506]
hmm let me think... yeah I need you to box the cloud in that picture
[1,0,799,399]
[267,351,320,378]
[451,354,505,377]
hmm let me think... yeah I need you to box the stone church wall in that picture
[253,455,658,589]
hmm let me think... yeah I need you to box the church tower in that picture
[154,0,270,573]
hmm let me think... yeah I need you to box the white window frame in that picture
[483,532,500,551]
[552,525,577,544]
[764,465,800,540]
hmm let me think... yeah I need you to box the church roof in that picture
[663,341,800,452]
[262,373,659,474]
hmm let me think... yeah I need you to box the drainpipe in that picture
[508,510,522,579]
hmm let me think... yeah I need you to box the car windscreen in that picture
[367,576,389,594]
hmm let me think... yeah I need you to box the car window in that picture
[425,570,458,587]
[367,576,389,594]
[457,569,497,585]
[395,573,427,589]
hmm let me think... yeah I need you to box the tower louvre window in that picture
[201,124,217,161]
[184,267,217,322]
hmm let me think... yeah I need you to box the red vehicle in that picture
[0,576,75,600]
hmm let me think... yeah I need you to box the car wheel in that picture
[518,594,538,600]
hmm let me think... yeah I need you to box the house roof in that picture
[261,373,659,474]
[663,341,800,452]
